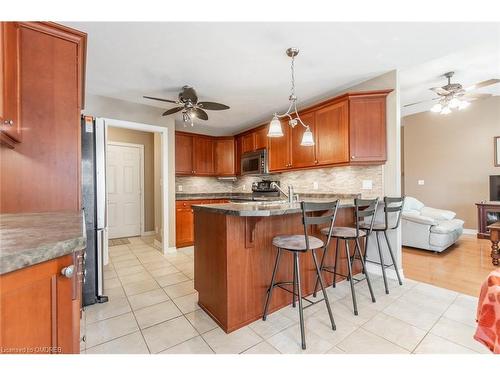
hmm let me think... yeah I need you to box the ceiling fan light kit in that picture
[404,71,499,115]
[143,86,230,127]
[267,47,315,147]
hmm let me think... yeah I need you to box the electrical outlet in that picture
[242,184,246,191]
[178,185,183,192]
[313,181,319,190]
[362,180,373,190]
[418,180,425,186]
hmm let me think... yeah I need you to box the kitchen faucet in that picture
[271,182,299,203]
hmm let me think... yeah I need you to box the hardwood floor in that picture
[402,234,496,297]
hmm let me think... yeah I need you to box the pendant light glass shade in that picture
[267,116,283,137]
[300,127,315,146]
[449,98,461,108]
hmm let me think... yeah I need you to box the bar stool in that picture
[262,200,340,350]
[361,196,405,294]
[313,198,378,316]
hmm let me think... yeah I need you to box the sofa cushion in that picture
[421,206,456,221]
[402,212,436,225]
[403,197,425,212]
[430,219,465,234]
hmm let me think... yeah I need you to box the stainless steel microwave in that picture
[241,149,268,176]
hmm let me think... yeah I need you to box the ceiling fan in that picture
[143,85,230,126]
[404,72,500,114]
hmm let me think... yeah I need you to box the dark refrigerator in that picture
[81,116,108,306]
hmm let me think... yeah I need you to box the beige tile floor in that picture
[80,236,491,355]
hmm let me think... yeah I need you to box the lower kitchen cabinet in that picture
[176,199,229,247]
[0,254,82,354]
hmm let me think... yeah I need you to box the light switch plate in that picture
[178,185,183,192]
[313,181,319,190]
[418,180,425,186]
[362,180,373,190]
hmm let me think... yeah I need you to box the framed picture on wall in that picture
[495,136,500,167]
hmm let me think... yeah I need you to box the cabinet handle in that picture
[351,156,355,159]
[315,160,318,164]
[60,265,75,278]
[3,120,14,126]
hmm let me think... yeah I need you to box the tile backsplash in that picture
[176,165,383,199]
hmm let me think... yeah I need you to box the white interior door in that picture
[107,143,143,239]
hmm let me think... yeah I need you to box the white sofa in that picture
[402,197,464,252]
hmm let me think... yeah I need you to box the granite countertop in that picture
[0,212,87,275]
[176,193,254,201]
[192,194,360,217]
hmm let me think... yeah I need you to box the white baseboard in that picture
[366,262,405,281]
[462,228,478,235]
[163,246,177,255]
[142,230,156,236]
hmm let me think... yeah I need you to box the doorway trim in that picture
[107,141,145,238]
[98,117,169,254]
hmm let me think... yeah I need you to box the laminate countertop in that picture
[0,212,86,275]
[192,195,359,217]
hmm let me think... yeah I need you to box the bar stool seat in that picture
[321,226,367,239]
[272,234,324,251]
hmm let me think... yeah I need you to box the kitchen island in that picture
[192,198,362,333]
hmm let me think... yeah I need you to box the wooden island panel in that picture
[194,207,360,333]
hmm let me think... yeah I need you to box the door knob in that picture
[60,265,75,278]
[3,120,14,126]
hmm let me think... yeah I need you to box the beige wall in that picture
[84,94,176,248]
[107,127,156,232]
[403,96,500,229]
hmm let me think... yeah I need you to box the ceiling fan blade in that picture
[430,87,450,95]
[465,79,500,91]
[191,108,208,120]
[143,95,178,104]
[403,97,438,107]
[181,86,198,103]
[197,101,230,111]
[162,107,184,116]
[463,92,492,100]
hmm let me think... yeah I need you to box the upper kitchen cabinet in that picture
[315,100,349,165]
[0,22,21,147]
[268,119,291,171]
[240,125,268,154]
[348,91,389,163]
[0,22,87,213]
[290,111,316,169]
[214,137,235,176]
[193,135,214,176]
[175,132,194,175]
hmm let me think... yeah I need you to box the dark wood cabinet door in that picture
[290,112,316,168]
[349,96,387,163]
[268,120,290,171]
[0,254,77,353]
[176,205,194,247]
[315,100,349,165]
[175,133,193,175]
[0,22,86,213]
[193,136,214,175]
[0,22,21,144]
[214,138,235,176]
[254,127,268,150]
[241,133,255,154]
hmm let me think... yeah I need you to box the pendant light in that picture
[267,47,314,146]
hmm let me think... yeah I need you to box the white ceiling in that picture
[65,22,500,135]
